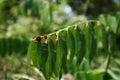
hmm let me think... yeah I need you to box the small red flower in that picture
[36,36,42,42]
[44,34,47,39]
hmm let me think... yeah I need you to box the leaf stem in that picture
[103,52,111,80]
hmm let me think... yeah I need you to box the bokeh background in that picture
[0,0,120,79]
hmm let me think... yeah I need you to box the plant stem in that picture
[103,52,111,80]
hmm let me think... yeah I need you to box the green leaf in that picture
[107,15,118,33]
[108,31,116,53]
[27,17,119,79]
[27,41,39,68]
[98,15,107,26]
[76,58,91,80]
[85,22,97,62]
[94,22,103,54]
[67,27,75,61]
[27,41,48,70]
[44,37,56,79]
[54,32,63,77]
[54,31,68,77]
[108,69,119,80]
[74,25,86,65]
[60,30,68,73]
[100,24,109,54]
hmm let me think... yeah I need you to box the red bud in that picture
[36,36,42,42]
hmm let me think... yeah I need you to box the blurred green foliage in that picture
[67,0,120,17]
